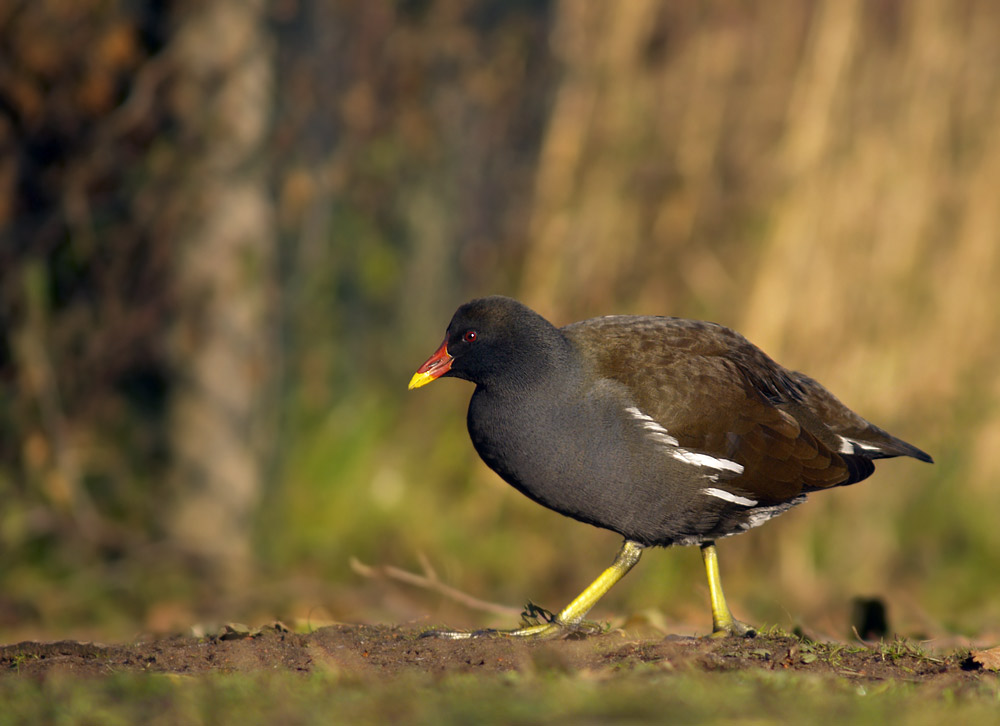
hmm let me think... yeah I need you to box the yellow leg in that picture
[423,540,644,640]
[700,541,754,637]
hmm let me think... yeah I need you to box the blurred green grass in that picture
[2,668,998,726]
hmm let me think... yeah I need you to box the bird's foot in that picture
[418,627,500,640]
[419,601,605,640]
[418,623,600,640]
[708,617,757,639]
[512,600,604,638]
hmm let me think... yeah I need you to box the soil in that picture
[1,622,995,685]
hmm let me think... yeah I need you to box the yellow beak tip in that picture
[408,371,436,390]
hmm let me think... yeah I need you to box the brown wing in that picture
[563,316,852,504]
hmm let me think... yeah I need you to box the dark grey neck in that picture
[477,325,578,397]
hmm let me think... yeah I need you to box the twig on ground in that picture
[350,556,522,618]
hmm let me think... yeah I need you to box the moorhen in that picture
[409,296,932,638]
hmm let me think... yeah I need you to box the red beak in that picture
[408,339,453,389]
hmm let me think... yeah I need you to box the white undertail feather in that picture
[838,436,884,455]
[701,487,757,507]
[740,497,807,531]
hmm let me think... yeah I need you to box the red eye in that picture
[463,330,477,343]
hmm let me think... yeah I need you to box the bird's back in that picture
[561,314,931,504]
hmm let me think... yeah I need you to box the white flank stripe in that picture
[625,406,680,445]
[702,487,757,507]
[627,406,743,475]
[673,450,744,474]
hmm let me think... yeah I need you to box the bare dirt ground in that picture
[2,622,996,686]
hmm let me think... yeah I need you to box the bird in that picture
[408,296,932,639]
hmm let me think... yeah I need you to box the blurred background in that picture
[1,0,997,643]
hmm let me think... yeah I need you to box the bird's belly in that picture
[467,398,677,541]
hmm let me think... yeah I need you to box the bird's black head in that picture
[409,296,567,391]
